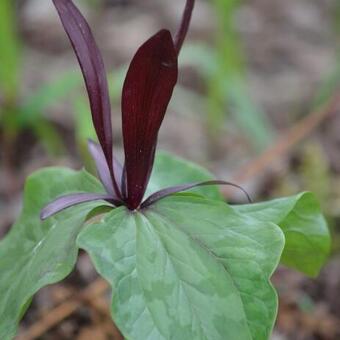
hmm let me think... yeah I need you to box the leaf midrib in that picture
[138,212,212,340]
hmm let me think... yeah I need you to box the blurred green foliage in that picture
[0,0,20,102]
[0,0,82,157]
[335,0,340,41]
[1,0,338,171]
[313,0,340,109]
[0,0,282,163]
[180,0,275,152]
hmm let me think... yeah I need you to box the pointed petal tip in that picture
[40,210,48,221]
[87,138,96,146]
[154,29,174,44]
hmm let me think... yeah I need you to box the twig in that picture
[85,295,124,340]
[18,279,109,340]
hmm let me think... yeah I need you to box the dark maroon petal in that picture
[40,193,115,220]
[141,180,252,208]
[52,0,121,198]
[122,30,178,210]
[174,0,195,55]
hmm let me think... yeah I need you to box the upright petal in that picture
[174,0,195,55]
[122,30,178,209]
[52,0,121,197]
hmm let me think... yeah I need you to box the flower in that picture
[41,0,249,220]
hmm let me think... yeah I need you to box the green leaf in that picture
[78,195,284,340]
[147,151,223,201]
[234,192,330,277]
[0,168,105,339]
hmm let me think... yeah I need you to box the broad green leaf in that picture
[147,151,223,201]
[78,195,284,340]
[234,192,330,277]
[0,168,104,339]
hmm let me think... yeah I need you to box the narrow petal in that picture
[141,180,252,208]
[41,193,115,220]
[52,0,121,197]
[87,140,123,197]
[122,29,178,209]
[174,0,195,55]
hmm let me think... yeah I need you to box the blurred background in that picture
[0,0,340,339]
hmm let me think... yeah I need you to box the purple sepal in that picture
[88,140,115,196]
[141,180,252,208]
[40,193,115,220]
[87,140,124,197]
